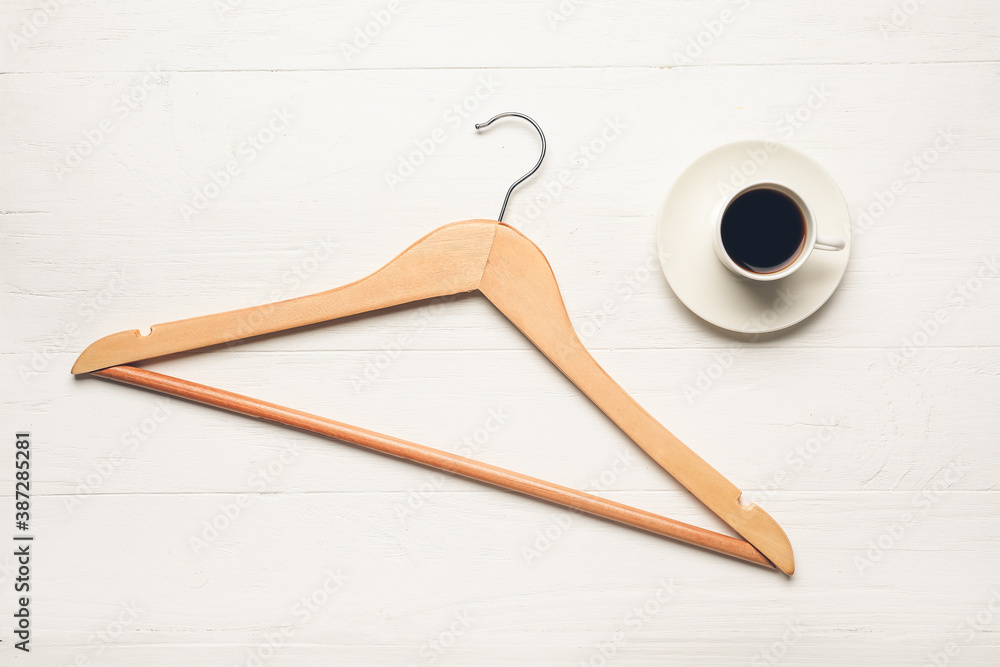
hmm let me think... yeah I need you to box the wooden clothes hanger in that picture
[73,113,794,575]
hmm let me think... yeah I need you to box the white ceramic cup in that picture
[712,181,845,282]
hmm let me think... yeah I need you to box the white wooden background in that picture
[2,1,999,665]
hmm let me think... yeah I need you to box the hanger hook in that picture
[475,112,547,222]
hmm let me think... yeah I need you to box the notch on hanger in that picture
[73,113,794,575]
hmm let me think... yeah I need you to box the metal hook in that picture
[475,112,547,222]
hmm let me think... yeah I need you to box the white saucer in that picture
[656,141,852,334]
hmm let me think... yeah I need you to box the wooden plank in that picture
[1,0,998,72]
[6,491,998,665]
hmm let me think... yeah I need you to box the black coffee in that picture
[721,188,806,274]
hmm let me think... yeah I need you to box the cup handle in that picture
[814,235,845,251]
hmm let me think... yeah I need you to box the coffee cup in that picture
[713,182,845,282]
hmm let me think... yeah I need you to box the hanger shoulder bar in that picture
[72,220,499,374]
[479,224,794,575]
